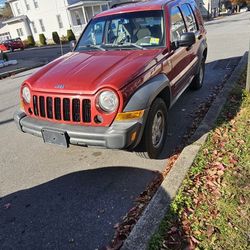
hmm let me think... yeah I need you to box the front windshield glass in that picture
[75,10,165,51]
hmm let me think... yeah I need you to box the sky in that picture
[0,0,5,7]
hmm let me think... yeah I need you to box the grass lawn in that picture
[149,71,250,250]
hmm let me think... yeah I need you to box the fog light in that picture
[115,110,144,121]
[94,115,103,124]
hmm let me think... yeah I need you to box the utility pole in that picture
[246,39,250,92]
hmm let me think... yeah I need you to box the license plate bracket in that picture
[41,128,68,147]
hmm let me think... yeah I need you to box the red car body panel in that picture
[0,44,8,51]
[23,90,121,127]
[23,49,166,126]
[96,0,168,17]
[25,49,163,95]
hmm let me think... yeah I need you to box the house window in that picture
[56,15,63,29]
[16,28,24,37]
[93,6,100,15]
[74,11,82,25]
[33,0,39,8]
[15,2,21,15]
[31,21,37,33]
[24,0,30,10]
[39,19,45,32]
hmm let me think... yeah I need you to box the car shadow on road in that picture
[0,166,163,250]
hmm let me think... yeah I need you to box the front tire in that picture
[190,57,205,90]
[137,98,168,159]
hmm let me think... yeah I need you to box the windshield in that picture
[75,10,165,51]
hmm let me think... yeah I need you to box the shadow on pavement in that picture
[0,166,160,250]
[0,118,14,126]
[205,16,249,26]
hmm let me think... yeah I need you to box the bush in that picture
[52,31,60,44]
[39,33,47,46]
[60,35,68,44]
[67,29,76,42]
[27,35,35,46]
[0,51,8,61]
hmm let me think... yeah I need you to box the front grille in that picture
[33,96,92,123]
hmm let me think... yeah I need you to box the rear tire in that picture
[190,57,205,90]
[136,98,168,159]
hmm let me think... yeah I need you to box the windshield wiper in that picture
[78,44,106,51]
[124,43,145,50]
[105,43,146,50]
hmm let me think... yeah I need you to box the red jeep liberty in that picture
[14,0,207,159]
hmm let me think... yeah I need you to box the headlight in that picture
[98,90,119,113]
[22,86,31,103]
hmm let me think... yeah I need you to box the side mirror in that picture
[70,40,76,51]
[178,32,195,47]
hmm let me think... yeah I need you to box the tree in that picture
[0,3,13,19]
[39,34,47,46]
[230,0,248,6]
[52,31,60,44]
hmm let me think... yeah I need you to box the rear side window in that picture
[170,6,186,42]
[181,4,198,32]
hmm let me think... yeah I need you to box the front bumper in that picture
[14,110,142,149]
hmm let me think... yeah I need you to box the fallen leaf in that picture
[206,226,214,238]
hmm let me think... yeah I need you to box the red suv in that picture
[0,38,24,52]
[14,0,207,159]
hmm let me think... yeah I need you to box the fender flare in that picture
[123,73,171,112]
[195,39,208,75]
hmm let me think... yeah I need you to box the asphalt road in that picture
[1,12,250,250]
[0,45,71,74]
[7,44,71,63]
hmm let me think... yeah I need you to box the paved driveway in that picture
[0,12,250,250]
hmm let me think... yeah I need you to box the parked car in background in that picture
[14,0,207,159]
[240,7,248,12]
[0,38,24,52]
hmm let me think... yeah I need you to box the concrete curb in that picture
[121,52,248,250]
[0,63,45,79]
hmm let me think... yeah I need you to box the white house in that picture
[0,20,11,42]
[2,0,110,42]
[195,0,220,18]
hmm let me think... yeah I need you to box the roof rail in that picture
[110,0,148,8]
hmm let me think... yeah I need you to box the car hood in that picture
[26,49,162,95]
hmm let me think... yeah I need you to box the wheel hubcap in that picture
[152,110,165,149]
